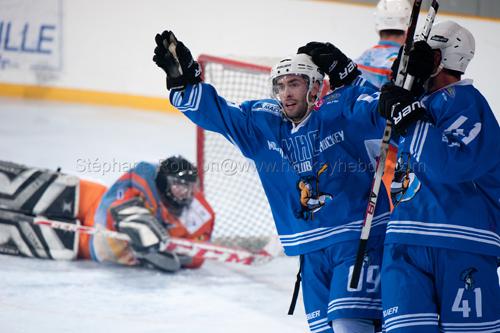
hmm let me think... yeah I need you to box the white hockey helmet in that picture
[426,20,475,74]
[375,0,411,32]
[270,53,324,105]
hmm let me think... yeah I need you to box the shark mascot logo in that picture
[391,154,421,206]
[296,163,333,220]
[460,267,478,290]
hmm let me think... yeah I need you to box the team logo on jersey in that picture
[295,163,333,220]
[253,102,281,116]
[460,267,478,290]
[323,92,341,104]
[313,98,324,111]
[314,93,341,111]
[444,86,456,98]
[391,154,421,206]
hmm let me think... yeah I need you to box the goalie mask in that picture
[155,156,198,210]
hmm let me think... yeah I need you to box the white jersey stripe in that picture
[388,221,500,241]
[280,212,390,240]
[415,122,430,162]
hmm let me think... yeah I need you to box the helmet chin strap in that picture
[423,63,444,92]
[430,62,444,78]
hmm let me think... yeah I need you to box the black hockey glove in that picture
[391,41,435,97]
[298,42,360,89]
[111,198,181,273]
[407,41,435,82]
[378,82,426,135]
[153,30,202,91]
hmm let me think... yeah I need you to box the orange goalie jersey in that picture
[77,161,215,268]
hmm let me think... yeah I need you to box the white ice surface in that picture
[1,0,499,330]
[0,97,307,333]
[0,98,196,185]
[0,255,306,333]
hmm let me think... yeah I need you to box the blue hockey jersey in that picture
[356,40,401,89]
[171,83,390,256]
[385,80,500,257]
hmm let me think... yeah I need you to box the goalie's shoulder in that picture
[128,161,158,178]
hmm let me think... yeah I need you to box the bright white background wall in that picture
[1,0,499,116]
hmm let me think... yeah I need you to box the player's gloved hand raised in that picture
[298,42,360,89]
[153,30,202,91]
[407,41,435,82]
[378,82,426,134]
[391,41,435,97]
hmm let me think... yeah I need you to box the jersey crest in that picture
[295,163,333,220]
[460,267,478,290]
[391,154,421,206]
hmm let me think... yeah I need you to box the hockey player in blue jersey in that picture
[356,0,411,89]
[356,0,411,211]
[153,32,390,333]
[377,21,500,332]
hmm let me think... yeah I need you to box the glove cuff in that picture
[166,62,202,90]
[330,63,361,89]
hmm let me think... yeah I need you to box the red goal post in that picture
[196,54,276,252]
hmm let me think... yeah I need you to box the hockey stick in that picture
[34,218,273,266]
[349,0,439,289]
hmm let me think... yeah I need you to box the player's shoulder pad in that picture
[353,76,379,91]
[436,80,474,103]
[316,91,342,110]
[248,99,282,117]
[316,86,351,109]
[426,80,477,121]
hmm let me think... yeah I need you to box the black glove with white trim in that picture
[298,41,360,89]
[407,41,435,82]
[378,82,426,134]
[391,41,435,97]
[153,30,202,91]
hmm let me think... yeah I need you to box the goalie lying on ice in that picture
[0,156,215,272]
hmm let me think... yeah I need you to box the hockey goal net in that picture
[196,54,277,252]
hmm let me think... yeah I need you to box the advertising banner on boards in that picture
[0,0,62,82]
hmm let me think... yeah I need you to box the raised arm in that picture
[153,30,261,157]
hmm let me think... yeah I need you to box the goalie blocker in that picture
[111,197,182,273]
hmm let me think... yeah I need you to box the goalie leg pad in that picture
[0,209,79,260]
[0,160,79,219]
